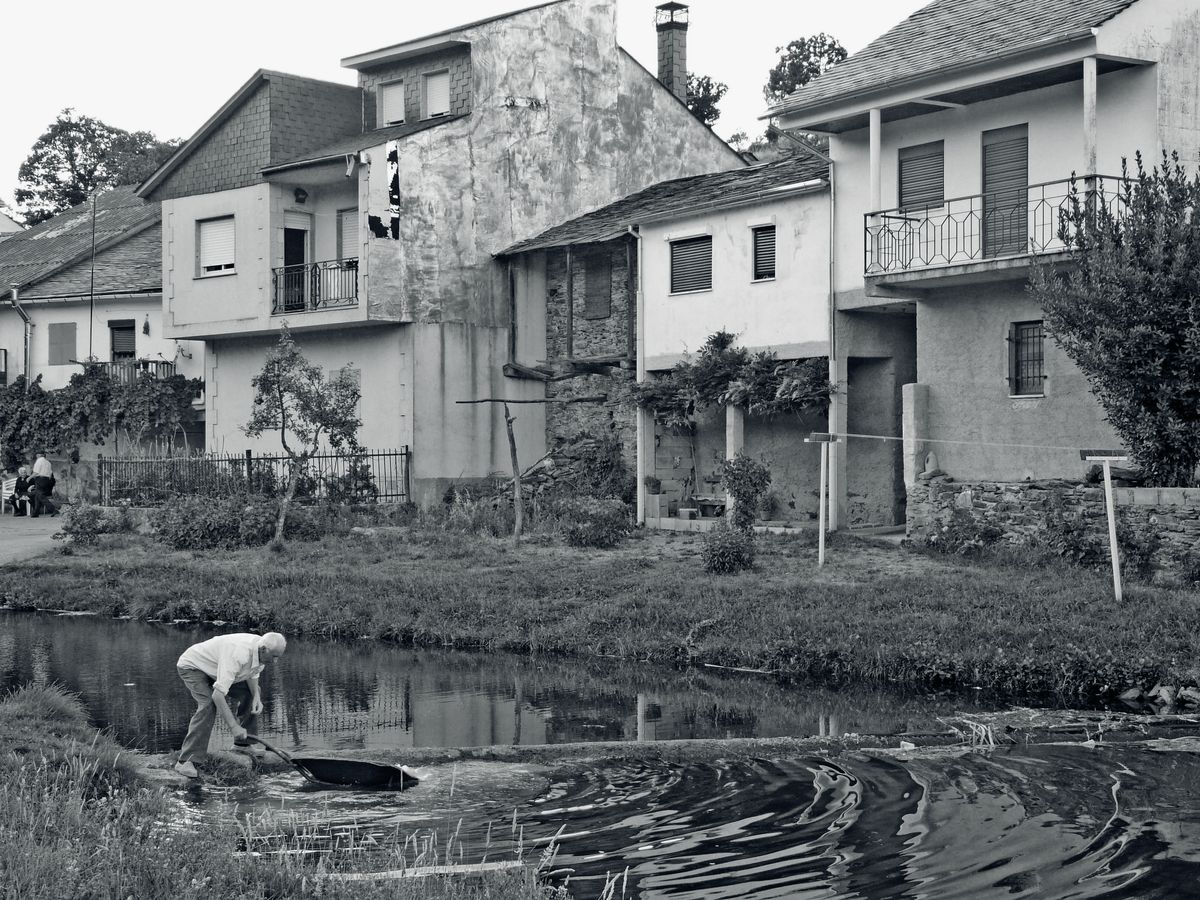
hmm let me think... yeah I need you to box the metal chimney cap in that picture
[655,2,689,26]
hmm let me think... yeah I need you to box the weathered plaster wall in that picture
[915,283,1119,482]
[639,191,830,367]
[203,326,411,455]
[744,411,826,522]
[359,47,472,130]
[909,478,1200,574]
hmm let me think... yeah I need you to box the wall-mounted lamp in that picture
[142,314,150,336]
[293,187,308,204]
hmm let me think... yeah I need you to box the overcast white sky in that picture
[1,0,927,209]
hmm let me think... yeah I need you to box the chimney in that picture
[655,2,689,104]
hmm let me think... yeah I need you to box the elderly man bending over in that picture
[174,632,287,778]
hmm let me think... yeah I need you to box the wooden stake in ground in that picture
[1082,450,1129,602]
[456,395,607,545]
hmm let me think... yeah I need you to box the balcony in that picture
[271,259,359,315]
[96,360,177,384]
[864,175,1126,284]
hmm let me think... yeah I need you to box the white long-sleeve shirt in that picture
[177,634,267,695]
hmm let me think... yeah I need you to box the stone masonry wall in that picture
[909,478,1200,571]
[359,47,472,130]
[544,240,636,470]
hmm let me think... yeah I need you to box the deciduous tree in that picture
[764,35,847,105]
[14,109,180,225]
[1029,152,1200,487]
[686,74,728,128]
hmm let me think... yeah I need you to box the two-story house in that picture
[136,0,742,501]
[767,0,1200,528]
[501,154,857,526]
[0,186,204,433]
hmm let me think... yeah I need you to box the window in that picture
[669,235,712,294]
[583,252,612,319]
[48,322,76,366]
[752,225,776,280]
[423,70,451,118]
[1008,320,1045,396]
[898,141,944,210]
[337,208,359,261]
[378,80,405,127]
[197,216,235,276]
[0,349,7,386]
[109,320,136,362]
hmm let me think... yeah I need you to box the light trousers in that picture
[177,666,258,763]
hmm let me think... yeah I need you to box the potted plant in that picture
[643,475,668,519]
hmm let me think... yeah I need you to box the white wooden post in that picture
[1083,452,1128,602]
[807,433,840,567]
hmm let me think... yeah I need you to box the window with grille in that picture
[48,322,76,366]
[378,81,405,126]
[424,71,451,118]
[197,216,235,276]
[752,225,776,280]
[583,252,612,319]
[898,141,944,210]
[669,235,712,294]
[1008,320,1045,396]
[109,320,136,361]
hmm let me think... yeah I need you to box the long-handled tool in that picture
[246,735,418,790]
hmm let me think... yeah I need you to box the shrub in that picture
[923,507,1005,556]
[152,496,245,550]
[1038,509,1106,567]
[552,496,631,548]
[703,520,755,573]
[1117,515,1160,581]
[54,503,107,547]
[720,453,771,530]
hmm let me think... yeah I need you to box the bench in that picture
[2,477,28,516]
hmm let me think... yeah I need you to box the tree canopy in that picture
[1029,152,1200,487]
[764,35,848,105]
[13,109,181,225]
[686,74,728,128]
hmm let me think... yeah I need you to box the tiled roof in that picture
[770,0,1139,115]
[0,186,159,294]
[499,154,829,256]
[263,115,466,172]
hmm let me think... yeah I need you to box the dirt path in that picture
[0,515,60,565]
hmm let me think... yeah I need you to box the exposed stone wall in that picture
[358,47,472,130]
[908,478,1200,570]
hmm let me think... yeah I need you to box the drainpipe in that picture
[8,286,31,392]
[628,224,649,525]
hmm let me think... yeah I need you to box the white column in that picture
[724,403,745,511]
[869,108,883,212]
[1083,57,1098,177]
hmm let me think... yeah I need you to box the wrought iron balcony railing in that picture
[864,175,1126,276]
[271,258,359,314]
[96,360,177,384]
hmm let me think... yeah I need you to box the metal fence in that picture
[97,448,410,507]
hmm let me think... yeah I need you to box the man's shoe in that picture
[174,760,199,778]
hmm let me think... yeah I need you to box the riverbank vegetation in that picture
[5,521,1200,700]
[0,684,561,899]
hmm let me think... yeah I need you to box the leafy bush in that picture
[551,496,631,548]
[923,508,1005,556]
[703,520,755,573]
[720,453,771,530]
[1036,509,1106,567]
[152,496,245,550]
[1117,514,1160,581]
[54,503,122,547]
[446,490,515,537]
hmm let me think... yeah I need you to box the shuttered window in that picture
[983,125,1029,258]
[338,208,359,261]
[583,252,612,319]
[670,235,712,293]
[752,225,776,280]
[197,216,235,276]
[424,71,450,118]
[109,320,136,361]
[48,322,76,366]
[379,81,405,126]
[1008,320,1045,396]
[898,141,944,210]
[0,349,7,386]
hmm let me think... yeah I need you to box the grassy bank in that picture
[0,684,560,899]
[4,528,1199,698]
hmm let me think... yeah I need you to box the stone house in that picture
[767,0,1200,530]
[135,0,741,501]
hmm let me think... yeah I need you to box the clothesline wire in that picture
[828,431,1107,453]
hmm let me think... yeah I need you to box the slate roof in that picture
[263,115,467,173]
[769,0,1140,115]
[0,186,159,295]
[499,154,829,256]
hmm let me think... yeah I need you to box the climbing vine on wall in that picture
[631,330,835,429]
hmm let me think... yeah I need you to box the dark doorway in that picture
[282,227,309,312]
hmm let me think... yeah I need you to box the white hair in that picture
[260,632,287,655]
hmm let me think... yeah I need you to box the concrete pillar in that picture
[869,108,883,212]
[902,382,930,487]
[724,403,745,510]
[1083,57,1098,177]
[828,353,849,530]
[636,407,653,524]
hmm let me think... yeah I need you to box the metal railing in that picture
[95,360,178,384]
[864,175,1127,276]
[271,258,359,314]
[98,447,411,506]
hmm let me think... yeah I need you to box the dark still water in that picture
[6,610,1200,898]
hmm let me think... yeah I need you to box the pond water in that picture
[5,610,1200,897]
